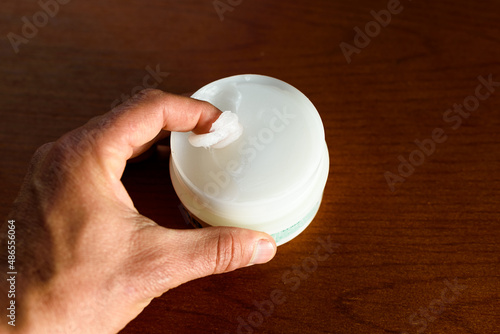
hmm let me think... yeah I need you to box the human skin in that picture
[0,90,277,334]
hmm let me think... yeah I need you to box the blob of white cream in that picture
[188,111,243,149]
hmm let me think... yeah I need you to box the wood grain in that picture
[1,0,499,333]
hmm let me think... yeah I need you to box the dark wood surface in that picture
[1,0,499,333]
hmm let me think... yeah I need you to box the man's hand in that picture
[0,90,277,334]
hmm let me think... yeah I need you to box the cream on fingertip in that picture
[188,111,243,149]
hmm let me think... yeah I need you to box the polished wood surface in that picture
[1,0,499,333]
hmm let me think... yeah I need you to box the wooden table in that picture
[1,0,499,333]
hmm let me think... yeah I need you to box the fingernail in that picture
[249,239,276,266]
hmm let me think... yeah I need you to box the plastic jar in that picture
[170,74,329,246]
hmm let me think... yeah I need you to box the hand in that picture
[0,90,277,334]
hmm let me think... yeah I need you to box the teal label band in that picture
[271,200,321,244]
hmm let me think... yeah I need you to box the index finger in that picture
[78,89,222,179]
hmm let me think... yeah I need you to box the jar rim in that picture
[171,74,328,220]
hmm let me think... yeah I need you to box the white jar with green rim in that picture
[170,74,329,246]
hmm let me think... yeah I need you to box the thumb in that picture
[135,226,276,296]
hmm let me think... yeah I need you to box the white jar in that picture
[170,74,329,246]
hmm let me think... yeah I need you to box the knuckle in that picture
[32,142,54,163]
[212,228,245,274]
[27,142,57,179]
[48,137,78,166]
[131,88,163,102]
[54,127,99,162]
[32,129,97,184]
[111,88,164,112]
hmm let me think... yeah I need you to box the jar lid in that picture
[171,74,327,224]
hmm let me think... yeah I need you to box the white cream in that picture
[188,111,243,149]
